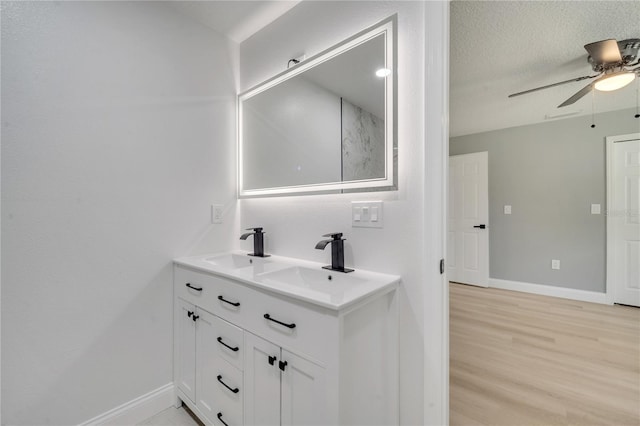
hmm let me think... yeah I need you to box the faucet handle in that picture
[322,232,343,240]
[246,227,263,233]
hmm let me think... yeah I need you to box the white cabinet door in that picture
[195,308,219,424]
[280,350,327,426]
[177,298,196,403]
[244,333,280,426]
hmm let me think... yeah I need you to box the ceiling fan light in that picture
[594,72,636,92]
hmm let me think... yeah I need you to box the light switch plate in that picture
[504,205,512,215]
[551,259,560,270]
[352,201,383,228]
[591,204,601,215]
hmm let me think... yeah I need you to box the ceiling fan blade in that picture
[557,81,596,108]
[584,39,622,63]
[508,74,599,98]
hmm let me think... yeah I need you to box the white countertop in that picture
[173,251,400,311]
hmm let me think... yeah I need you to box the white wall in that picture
[239,2,434,424]
[1,2,237,424]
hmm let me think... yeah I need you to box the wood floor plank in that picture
[450,283,640,426]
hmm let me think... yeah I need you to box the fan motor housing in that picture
[588,38,640,72]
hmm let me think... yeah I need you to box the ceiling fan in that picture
[509,38,640,108]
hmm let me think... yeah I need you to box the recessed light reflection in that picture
[375,68,391,78]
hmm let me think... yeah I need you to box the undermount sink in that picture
[257,266,366,293]
[204,253,270,270]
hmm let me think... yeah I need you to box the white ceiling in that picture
[450,1,640,137]
[166,1,300,43]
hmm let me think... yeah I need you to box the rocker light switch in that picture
[352,201,383,228]
[591,204,601,214]
[353,207,362,222]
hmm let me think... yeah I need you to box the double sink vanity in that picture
[173,249,400,425]
[174,12,400,426]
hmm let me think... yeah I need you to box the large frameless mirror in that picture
[238,16,397,197]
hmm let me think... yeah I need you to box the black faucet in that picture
[315,232,354,273]
[240,227,269,257]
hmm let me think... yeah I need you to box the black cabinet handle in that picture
[217,375,239,394]
[473,224,486,229]
[185,283,202,291]
[187,311,193,318]
[264,313,296,329]
[217,412,229,426]
[218,295,240,307]
[279,360,288,371]
[192,314,199,322]
[268,355,277,366]
[217,337,239,352]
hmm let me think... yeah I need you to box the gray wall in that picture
[450,108,640,292]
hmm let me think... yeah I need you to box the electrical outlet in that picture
[211,204,223,224]
[551,259,560,270]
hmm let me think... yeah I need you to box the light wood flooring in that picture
[450,282,640,426]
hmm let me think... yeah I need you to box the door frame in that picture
[605,132,640,305]
[423,2,449,425]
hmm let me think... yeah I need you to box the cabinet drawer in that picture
[212,359,243,426]
[214,316,244,371]
[175,266,218,307]
[244,290,335,363]
[214,278,251,328]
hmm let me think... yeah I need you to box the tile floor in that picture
[137,405,202,426]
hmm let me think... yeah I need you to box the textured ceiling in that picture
[450,1,640,137]
[166,1,300,43]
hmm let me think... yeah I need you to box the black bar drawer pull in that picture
[264,313,296,329]
[217,412,229,426]
[217,375,240,394]
[473,224,486,229]
[217,337,239,352]
[185,283,202,291]
[218,295,240,307]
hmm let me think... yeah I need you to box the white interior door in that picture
[609,136,640,307]
[448,152,489,287]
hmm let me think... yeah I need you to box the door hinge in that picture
[439,259,445,274]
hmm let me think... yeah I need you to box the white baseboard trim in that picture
[79,383,175,426]
[489,278,609,305]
